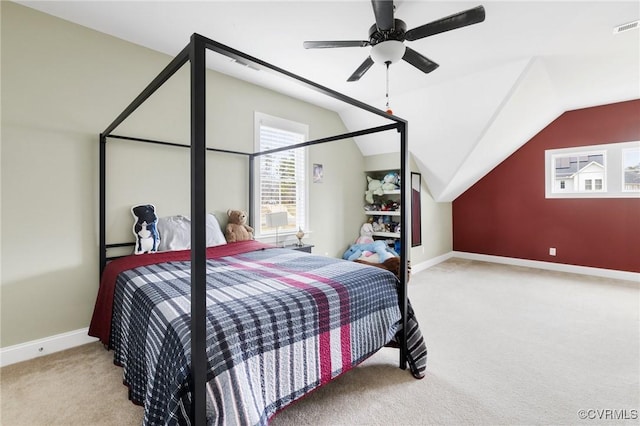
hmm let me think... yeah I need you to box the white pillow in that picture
[204,214,228,247]
[157,214,227,252]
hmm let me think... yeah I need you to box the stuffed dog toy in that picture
[131,204,160,254]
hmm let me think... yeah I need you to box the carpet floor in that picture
[2,258,638,425]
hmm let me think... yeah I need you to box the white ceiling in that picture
[19,1,640,201]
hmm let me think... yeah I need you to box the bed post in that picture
[189,33,207,426]
[99,133,107,275]
[249,155,255,228]
[399,121,409,370]
[100,43,189,271]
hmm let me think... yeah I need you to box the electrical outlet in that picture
[549,247,556,256]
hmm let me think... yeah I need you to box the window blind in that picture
[258,124,306,235]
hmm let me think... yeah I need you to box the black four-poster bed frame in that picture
[99,33,409,425]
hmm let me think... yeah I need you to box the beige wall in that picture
[0,2,365,347]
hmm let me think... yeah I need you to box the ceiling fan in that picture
[303,1,486,82]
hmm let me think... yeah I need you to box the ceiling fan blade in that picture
[402,47,439,74]
[347,56,375,82]
[404,5,485,41]
[371,0,394,31]
[303,40,370,49]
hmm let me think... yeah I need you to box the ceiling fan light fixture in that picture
[370,40,406,65]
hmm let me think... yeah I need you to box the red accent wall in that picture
[453,100,640,273]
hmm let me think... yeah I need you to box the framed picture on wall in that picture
[313,163,323,183]
[411,172,422,247]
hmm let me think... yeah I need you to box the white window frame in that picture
[545,141,640,199]
[254,112,309,239]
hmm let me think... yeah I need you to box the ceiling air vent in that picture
[613,20,639,34]
[231,58,260,71]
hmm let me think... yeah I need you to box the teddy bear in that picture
[365,176,385,204]
[224,209,254,243]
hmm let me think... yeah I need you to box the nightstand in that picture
[283,244,314,253]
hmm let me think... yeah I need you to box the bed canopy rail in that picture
[101,122,402,264]
[104,122,400,163]
[100,32,409,425]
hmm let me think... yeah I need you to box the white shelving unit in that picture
[364,172,401,239]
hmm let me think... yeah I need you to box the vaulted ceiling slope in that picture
[18,1,640,201]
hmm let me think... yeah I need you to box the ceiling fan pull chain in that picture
[385,62,392,114]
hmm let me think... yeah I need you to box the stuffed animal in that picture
[382,172,400,191]
[131,204,160,254]
[355,222,374,244]
[342,240,396,262]
[225,209,254,243]
[365,176,384,203]
[383,200,399,211]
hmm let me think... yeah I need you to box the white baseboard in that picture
[411,252,455,274]
[451,251,640,282]
[0,328,98,368]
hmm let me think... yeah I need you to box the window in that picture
[550,150,606,194]
[545,141,640,198]
[622,147,640,192]
[585,179,593,191]
[254,112,308,238]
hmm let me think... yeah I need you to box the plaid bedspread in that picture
[107,245,405,425]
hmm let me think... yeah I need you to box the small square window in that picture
[585,179,592,190]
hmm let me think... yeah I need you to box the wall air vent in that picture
[613,20,639,34]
